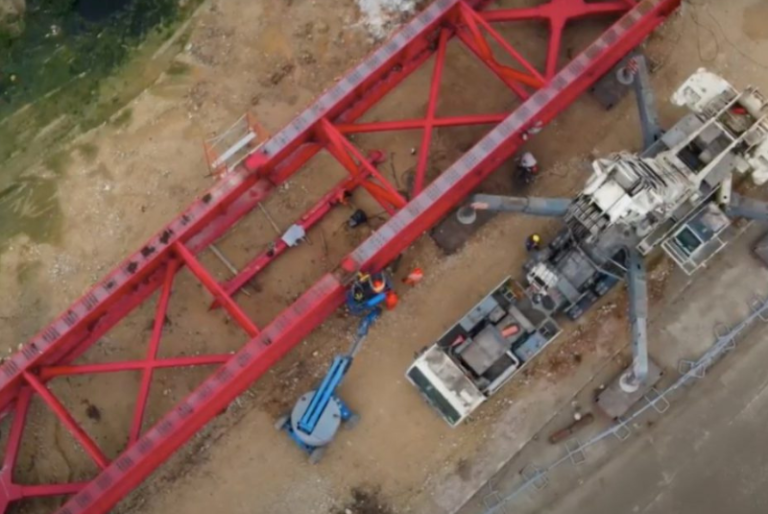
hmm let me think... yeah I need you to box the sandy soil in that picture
[2,0,767,513]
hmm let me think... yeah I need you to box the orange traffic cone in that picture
[403,268,424,286]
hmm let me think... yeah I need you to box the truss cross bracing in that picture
[0,0,680,512]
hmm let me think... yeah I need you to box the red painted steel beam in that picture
[458,3,546,84]
[23,372,110,470]
[481,0,635,79]
[216,157,378,304]
[335,113,509,134]
[215,182,348,302]
[129,260,177,443]
[0,0,460,418]
[413,28,450,196]
[319,119,407,212]
[44,2,680,513]
[457,3,545,90]
[39,355,231,379]
[482,0,634,22]
[0,0,679,512]
[173,243,261,338]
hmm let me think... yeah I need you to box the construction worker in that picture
[353,271,388,298]
[526,233,542,252]
[515,152,540,186]
[347,271,398,315]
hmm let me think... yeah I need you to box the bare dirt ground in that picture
[457,223,768,514]
[2,0,763,513]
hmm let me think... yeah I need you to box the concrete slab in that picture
[431,208,498,255]
[589,54,637,111]
[596,359,664,420]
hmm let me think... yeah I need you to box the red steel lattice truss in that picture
[0,0,680,512]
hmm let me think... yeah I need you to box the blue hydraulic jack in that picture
[276,304,382,463]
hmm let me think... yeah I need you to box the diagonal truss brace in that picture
[0,1,681,513]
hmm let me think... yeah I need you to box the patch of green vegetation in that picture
[110,107,133,128]
[0,13,23,38]
[0,0,204,251]
[0,0,203,168]
[167,60,191,76]
[0,0,199,116]
[0,175,63,247]
[76,142,99,161]
[0,182,21,202]
[43,150,73,175]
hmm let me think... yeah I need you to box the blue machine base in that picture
[280,395,356,456]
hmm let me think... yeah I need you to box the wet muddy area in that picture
[334,486,394,514]
[0,0,201,250]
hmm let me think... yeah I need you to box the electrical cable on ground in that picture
[685,0,768,71]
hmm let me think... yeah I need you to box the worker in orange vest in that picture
[349,271,399,312]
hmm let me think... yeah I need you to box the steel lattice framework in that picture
[0,0,680,512]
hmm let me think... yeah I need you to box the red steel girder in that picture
[39,355,231,379]
[455,3,545,99]
[319,118,407,214]
[459,4,546,86]
[0,0,680,512]
[0,0,455,416]
[482,0,636,79]
[23,372,110,470]
[335,113,509,134]
[215,152,381,304]
[129,260,178,444]
[413,28,451,196]
[174,242,262,338]
[0,388,89,513]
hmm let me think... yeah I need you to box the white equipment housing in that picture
[568,69,768,274]
[407,69,768,427]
